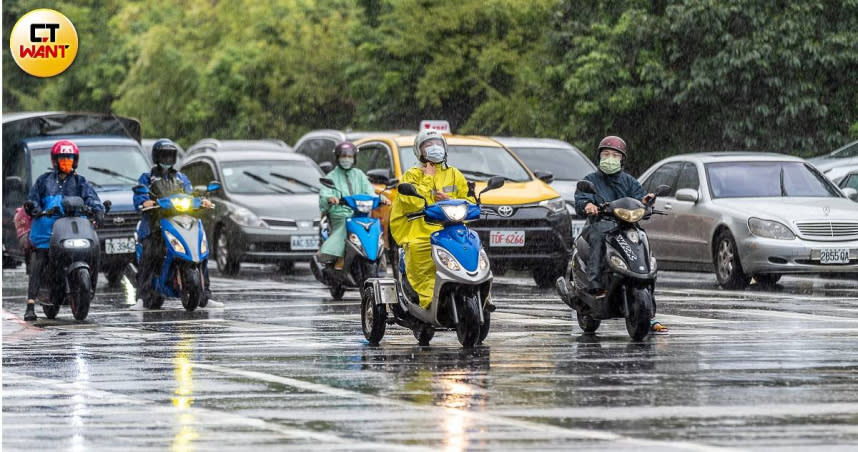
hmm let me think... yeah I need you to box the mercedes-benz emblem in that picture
[497,206,514,217]
[823,206,830,216]
[112,216,125,225]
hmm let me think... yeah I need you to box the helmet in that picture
[413,129,447,163]
[152,139,179,167]
[333,141,357,159]
[50,140,80,169]
[597,135,628,159]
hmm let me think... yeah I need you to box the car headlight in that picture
[63,239,90,248]
[355,200,374,214]
[436,248,461,271]
[349,233,362,248]
[539,197,566,213]
[440,204,468,222]
[479,249,489,270]
[748,217,795,240]
[164,231,186,255]
[171,197,193,212]
[230,206,267,228]
[614,208,645,223]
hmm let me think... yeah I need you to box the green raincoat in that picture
[318,166,375,260]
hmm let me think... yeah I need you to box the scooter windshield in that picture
[425,200,481,224]
[343,194,379,214]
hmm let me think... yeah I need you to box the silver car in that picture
[639,152,858,289]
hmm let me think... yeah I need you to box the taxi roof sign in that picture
[419,120,452,134]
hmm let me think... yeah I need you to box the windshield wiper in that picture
[779,167,787,196]
[270,172,320,193]
[243,171,293,194]
[87,166,139,184]
[459,169,500,180]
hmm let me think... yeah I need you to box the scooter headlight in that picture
[440,204,468,222]
[355,200,374,214]
[614,208,645,223]
[609,254,628,271]
[63,239,90,249]
[479,249,489,270]
[436,249,461,272]
[171,197,193,212]
[164,231,186,255]
[349,233,362,249]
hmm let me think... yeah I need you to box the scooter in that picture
[134,182,220,311]
[310,178,390,300]
[555,181,670,340]
[361,176,505,347]
[28,196,111,321]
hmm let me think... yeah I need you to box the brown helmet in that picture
[597,135,628,158]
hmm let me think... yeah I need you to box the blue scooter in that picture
[134,182,220,311]
[311,177,386,300]
[362,176,505,347]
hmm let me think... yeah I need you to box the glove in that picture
[23,201,36,216]
[94,211,105,228]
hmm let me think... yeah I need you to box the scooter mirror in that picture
[386,178,399,189]
[655,184,672,197]
[396,183,421,198]
[132,184,149,195]
[318,161,334,174]
[319,178,336,189]
[207,181,222,193]
[576,180,597,194]
[485,176,505,191]
[103,200,112,214]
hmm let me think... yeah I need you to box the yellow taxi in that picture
[354,126,574,287]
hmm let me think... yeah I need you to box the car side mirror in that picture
[318,161,334,173]
[207,181,222,193]
[319,177,336,189]
[4,176,24,193]
[534,171,554,184]
[366,168,391,185]
[103,200,112,214]
[132,184,149,195]
[843,187,858,202]
[655,184,672,197]
[675,188,699,203]
[576,180,596,194]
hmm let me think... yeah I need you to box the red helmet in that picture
[51,140,80,169]
[597,135,628,158]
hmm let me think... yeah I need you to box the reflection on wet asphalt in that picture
[3,264,858,451]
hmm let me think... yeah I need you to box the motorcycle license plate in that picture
[817,248,850,264]
[105,237,136,254]
[291,235,320,250]
[490,230,525,247]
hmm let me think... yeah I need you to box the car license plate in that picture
[571,219,586,239]
[105,237,136,254]
[818,248,850,264]
[490,230,525,247]
[291,235,320,250]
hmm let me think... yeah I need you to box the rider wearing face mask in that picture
[318,141,387,269]
[389,129,475,309]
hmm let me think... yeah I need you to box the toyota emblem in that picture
[497,206,514,217]
[112,216,125,225]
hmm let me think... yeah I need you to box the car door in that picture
[641,162,681,262]
[667,162,714,264]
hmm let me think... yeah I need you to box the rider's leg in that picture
[24,248,48,321]
[318,216,346,265]
[404,239,435,309]
[585,222,610,292]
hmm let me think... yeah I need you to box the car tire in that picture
[215,226,240,276]
[278,261,295,274]
[714,229,750,290]
[753,274,781,288]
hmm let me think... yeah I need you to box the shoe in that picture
[24,304,37,322]
[650,321,669,335]
[334,258,344,270]
[205,299,224,308]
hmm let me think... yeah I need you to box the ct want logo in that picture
[10,9,78,78]
[497,206,514,217]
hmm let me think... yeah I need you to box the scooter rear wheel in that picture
[180,266,204,312]
[42,286,63,319]
[330,283,346,300]
[626,288,653,341]
[69,268,92,321]
[361,287,386,345]
[456,294,481,348]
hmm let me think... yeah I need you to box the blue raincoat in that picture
[134,168,192,241]
[27,170,104,249]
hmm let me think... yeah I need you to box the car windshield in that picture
[830,141,858,158]
[399,145,531,182]
[221,160,322,194]
[32,145,150,187]
[706,161,841,198]
[508,146,594,180]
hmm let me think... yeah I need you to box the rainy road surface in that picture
[3,264,858,451]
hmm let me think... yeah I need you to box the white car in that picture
[809,140,858,183]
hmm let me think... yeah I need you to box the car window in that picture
[842,174,858,190]
[706,161,841,198]
[509,146,595,180]
[182,161,216,186]
[297,138,337,165]
[832,141,858,158]
[357,142,392,173]
[643,162,682,196]
[220,160,323,194]
[675,162,700,191]
[32,145,150,187]
[399,145,531,182]
[355,146,376,172]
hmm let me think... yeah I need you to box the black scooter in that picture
[29,197,111,321]
[555,182,669,340]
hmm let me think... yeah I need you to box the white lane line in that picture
[495,403,858,421]
[709,309,858,322]
[1,371,430,451]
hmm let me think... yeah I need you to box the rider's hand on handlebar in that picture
[380,197,391,206]
[142,200,156,208]
[200,199,214,209]
[584,202,599,216]
[327,197,339,205]
[642,193,655,205]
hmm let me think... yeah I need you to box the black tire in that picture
[754,274,781,288]
[42,295,61,319]
[576,311,601,333]
[456,293,481,348]
[330,283,346,300]
[532,264,565,289]
[180,266,204,312]
[361,287,386,345]
[625,288,653,341]
[106,266,125,288]
[215,227,240,276]
[413,324,435,346]
[477,309,491,345]
[714,230,750,290]
[278,261,295,274]
[69,268,92,321]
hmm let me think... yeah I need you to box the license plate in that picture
[291,235,320,250]
[105,237,136,254]
[571,220,586,239]
[818,248,850,264]
[490,230,525,247]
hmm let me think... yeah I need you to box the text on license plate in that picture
[490,230,525,247]
[818,248,850,264]
[291,235,320,250]
[571,220,586,239]
[105,237,136,254]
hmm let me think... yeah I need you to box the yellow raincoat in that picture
[390,164,474,308]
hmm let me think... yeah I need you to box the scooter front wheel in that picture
[69,268,92,321]
[456,293,481,348]
[361,287,386,345]
[180,266,204,312]
[626,288,653,341]
[576,311,601,333]
[477,308,490,345]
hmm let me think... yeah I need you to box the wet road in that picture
[3,265,858,451]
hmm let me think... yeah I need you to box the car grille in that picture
[795,221,858,238]
[101,212,141,233]
[262,218,320,229]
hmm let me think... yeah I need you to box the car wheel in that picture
[753,274,781,288]
[215,226,240,276]
[714,230,750,290]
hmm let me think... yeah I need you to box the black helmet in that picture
[333,141,357,159]
[152,139,179,167]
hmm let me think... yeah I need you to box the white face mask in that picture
[338,158,354,170]
[424,145,445,163]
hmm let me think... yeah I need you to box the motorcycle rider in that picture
[389,129,474,309]
[134,139,214,305]
[573,136,667,334]
[22,140,105,321]
[318,141,388,269]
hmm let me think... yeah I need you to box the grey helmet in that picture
[413,129,448,163]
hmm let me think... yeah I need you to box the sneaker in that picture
[24,304,37,322]
[205,299,225,308]
[650,321,669,335]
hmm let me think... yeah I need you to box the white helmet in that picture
[413,129,447,163]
